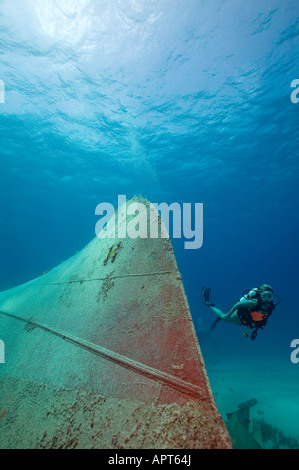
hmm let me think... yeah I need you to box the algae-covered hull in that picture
[0,197,231,449]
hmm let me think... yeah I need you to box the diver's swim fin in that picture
[202,287,215,307]
[209,317,221,331]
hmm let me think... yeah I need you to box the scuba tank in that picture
[241,288,281,306]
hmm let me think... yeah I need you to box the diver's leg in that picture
[210,307,241,325]
[225,311,242,325]
[210,306,226,318]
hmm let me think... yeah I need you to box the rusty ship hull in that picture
[0,197,231,449]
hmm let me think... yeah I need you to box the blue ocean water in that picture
[0,0,298,448]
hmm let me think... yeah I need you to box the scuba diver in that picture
[202,284,280,340]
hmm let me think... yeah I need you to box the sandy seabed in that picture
[207,358,299,449]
